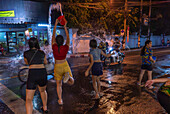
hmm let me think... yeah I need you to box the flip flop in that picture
[41,107,48,113]
[58,100,63,105]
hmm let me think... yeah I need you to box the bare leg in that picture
[138,70,146,85]
[67,76,74,85]
[38,86,47,111]
[96,76,101,94]
[25,89,36,114]
[92,75,99,98]
[56,80,63,104]
[147,71,152,80]
[147,71,153,89]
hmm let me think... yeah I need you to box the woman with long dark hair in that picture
[24,38,48,113]
[52,18,74,105]
[137,40,155,88]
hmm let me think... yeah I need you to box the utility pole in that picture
[148,0,152,40]
[138,0,143,48]
[123,0,127,49]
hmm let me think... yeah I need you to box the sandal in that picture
[95,93,100,99]
[137,82,144,87]
[58,100,63,105]
[99,92,104,97]
[41,107,48,113]
[148,86,154,89]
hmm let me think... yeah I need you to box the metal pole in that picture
[148,0,151,40]
[138,0,143,48]
[48,4,53,45]
[123,0,127,49]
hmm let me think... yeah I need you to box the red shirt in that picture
[52,44,69,60]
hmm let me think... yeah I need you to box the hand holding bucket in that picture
[57,16,66,25]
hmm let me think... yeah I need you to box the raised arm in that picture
[52,19,59,46]
[63,18,69,46]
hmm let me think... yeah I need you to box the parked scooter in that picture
[105,47,125,65]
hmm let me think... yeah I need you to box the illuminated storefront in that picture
[0,24,67,52]
[0,0,49,52]
[0,0,74,53]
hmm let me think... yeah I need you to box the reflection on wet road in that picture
[0,48,169,113]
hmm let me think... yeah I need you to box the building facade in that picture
[0,0,50,52]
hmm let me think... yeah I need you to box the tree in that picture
[60,0,139,35]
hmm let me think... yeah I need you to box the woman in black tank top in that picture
[24,38,48,113]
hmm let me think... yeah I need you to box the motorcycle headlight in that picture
[109,47,113,51]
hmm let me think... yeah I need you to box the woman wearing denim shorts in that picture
[85,39,112,99]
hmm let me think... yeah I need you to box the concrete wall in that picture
[125,34,170,48]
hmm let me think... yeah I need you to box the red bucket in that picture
[58,16,65,25]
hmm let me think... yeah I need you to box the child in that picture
[85,39,112,99]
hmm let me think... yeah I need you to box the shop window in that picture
[34,31,37,35]
[17,32,25,46]
[0,32,6,42]
[8,32,16,42]
[0,32,7,51]
[29,32,33,36]
[44,32,47,40]
[9,43,17,53]
[39,32,43,40]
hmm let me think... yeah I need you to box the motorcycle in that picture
[105,47,125,65]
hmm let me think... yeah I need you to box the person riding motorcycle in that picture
[110,37,125,63]
[113,37,121,52]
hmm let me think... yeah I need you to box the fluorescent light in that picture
[38,24,49,27]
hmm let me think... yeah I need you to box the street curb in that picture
[66,46,169,58]
[0,46,169,59]
[0,83,41,114]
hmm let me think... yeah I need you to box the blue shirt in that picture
[89,48,101,61]
[141,47,153,65]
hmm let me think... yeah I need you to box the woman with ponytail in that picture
[52,18,74,105]
[137,40,155,88]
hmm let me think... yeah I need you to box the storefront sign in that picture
[0,10,15,17]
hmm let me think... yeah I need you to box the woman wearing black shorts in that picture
[137,40,155,88]
[24,38,48,114]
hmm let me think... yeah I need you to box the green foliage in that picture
[62,0,139,35]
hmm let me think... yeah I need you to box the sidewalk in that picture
[0,83,40,114]
[0,100,14,114]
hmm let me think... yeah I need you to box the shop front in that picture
[0,26,49,53]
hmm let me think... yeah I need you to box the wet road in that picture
[0,47,170,114]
